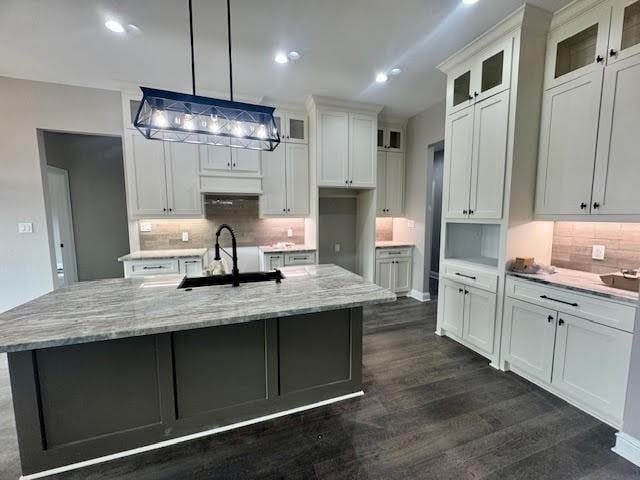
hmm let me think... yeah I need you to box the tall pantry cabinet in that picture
[436,5,553,367]
[536,0,640,218]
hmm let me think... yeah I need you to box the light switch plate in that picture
[140,222,152,232]
[335,243,341,253]
[18,222,33,233]
[182,231,189,242]
[287,228,293,238]
[592,245,606,260]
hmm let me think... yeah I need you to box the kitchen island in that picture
[0,265,395,476]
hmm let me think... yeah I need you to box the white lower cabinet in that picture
[375,248,412,295]
[504,280,634,427]
[260,251,316,271]
[440,279,497,357]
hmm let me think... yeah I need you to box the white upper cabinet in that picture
[260,142,309,217]
[377,124,404,152]
[544,2,611,89]
[446,36,512,113]
[444,106,474,219]
[376,151,404,216]
[592,53,640,214]
[536,70,603,215]
[609,0,640,62]
[128,131,168,216]
[536,0,640,218]
[274,110,308,144]
[349,113,376,188]
[126,130,202,218]
[376,152,386,215]
[285,143,310,216]
[232,148,261,174]
[260,145,287,215]
[317,110,350,187]
[309,97,380,189]
[200,144,260,176]
[165,142,202,216]
[469,89,509,219]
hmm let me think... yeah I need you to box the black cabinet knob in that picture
[558,319,565,326]
[163,207,167,212]
[345,180,349,184]
[349,180,353,184]
[580,202,587,210]
[610,49,618,57]
[463,209,468,215]
[547,315,554,323]
[474,92,479,98]
[458,288,464,293]
[469,210,474,215]
[593,202,601,210]
[596,55,604,63]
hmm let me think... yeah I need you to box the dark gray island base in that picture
[0,265,395,476]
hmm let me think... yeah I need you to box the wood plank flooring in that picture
[1,297,639,479]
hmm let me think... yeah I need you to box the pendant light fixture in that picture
[133,0,280,151]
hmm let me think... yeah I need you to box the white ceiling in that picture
[0,0,572,118]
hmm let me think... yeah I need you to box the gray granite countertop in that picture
[508,268,639,305]
[118,248,208,262]
[376,241,414,249]
[259,245,316,254]
[0,265,395,353]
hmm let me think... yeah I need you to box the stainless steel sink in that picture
[178,270,283,289]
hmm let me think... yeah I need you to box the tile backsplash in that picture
[139,195,305,250]
[551,222,640,274]
[376,217,393,242]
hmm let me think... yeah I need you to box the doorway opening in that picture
[427,142,444,299]
[41,131,128,286]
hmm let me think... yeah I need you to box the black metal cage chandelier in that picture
[133,0,280,151]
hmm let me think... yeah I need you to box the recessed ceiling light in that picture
[274,52,289,64]
[375,72,388,83]
[462,0,479,5]
[390,68,402,75]
[105,20,125,33]
[288,51,301,60]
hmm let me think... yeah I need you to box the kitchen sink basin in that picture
[178,270,284,289]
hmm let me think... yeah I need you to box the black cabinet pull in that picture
[559,318,565,326]
[463,209,468,215]
[596,55,604,63]
[474,92,479,98]
[469,209,474,215]
[455,272,477,280]
[464,290,469,295]
[540,295,578,307]
[580,202,587,210]
[593,202,601,209]
[143,265,166,270]
[458,288,464,293]
[547,315,554,323]
[610,49,618,57]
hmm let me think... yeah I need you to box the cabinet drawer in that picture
[284,252,316,265]
[125,259,180,277]
[506,278,636,333]
[442,263,498,293]
[376,247,412,259]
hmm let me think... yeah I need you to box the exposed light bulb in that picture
[151,109,168,128]
[105,20,125,33]
[208,115,220,133]
[233,121,245,137]
[390,68,402,75]
[182,114,195,131]
[375,72,388,83]
[257,124,267,139]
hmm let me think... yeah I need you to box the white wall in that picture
[394,101,445,296]
[0,76,123,313]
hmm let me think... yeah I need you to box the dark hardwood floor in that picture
[1,297,639,479]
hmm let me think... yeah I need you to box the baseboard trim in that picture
[20,391,365,480]
[613,432,640,467]
[408,290,431,302]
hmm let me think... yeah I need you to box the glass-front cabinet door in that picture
[448,68,474,114]
[377,127,385,150]
[544,2,611,88]
[609,0,640,63]
[386,126,404,152]
[285,112,308,144]
[474,36,513,103]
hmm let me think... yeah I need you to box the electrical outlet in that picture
[140,222,152,232]
[335,243,341,253]
[18,222,33,233]
[182,231,189,242]
[287,228,293,238]
[407,220,415,228]
[592,245,606,260]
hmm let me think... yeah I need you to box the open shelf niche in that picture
[444,223,501,269]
